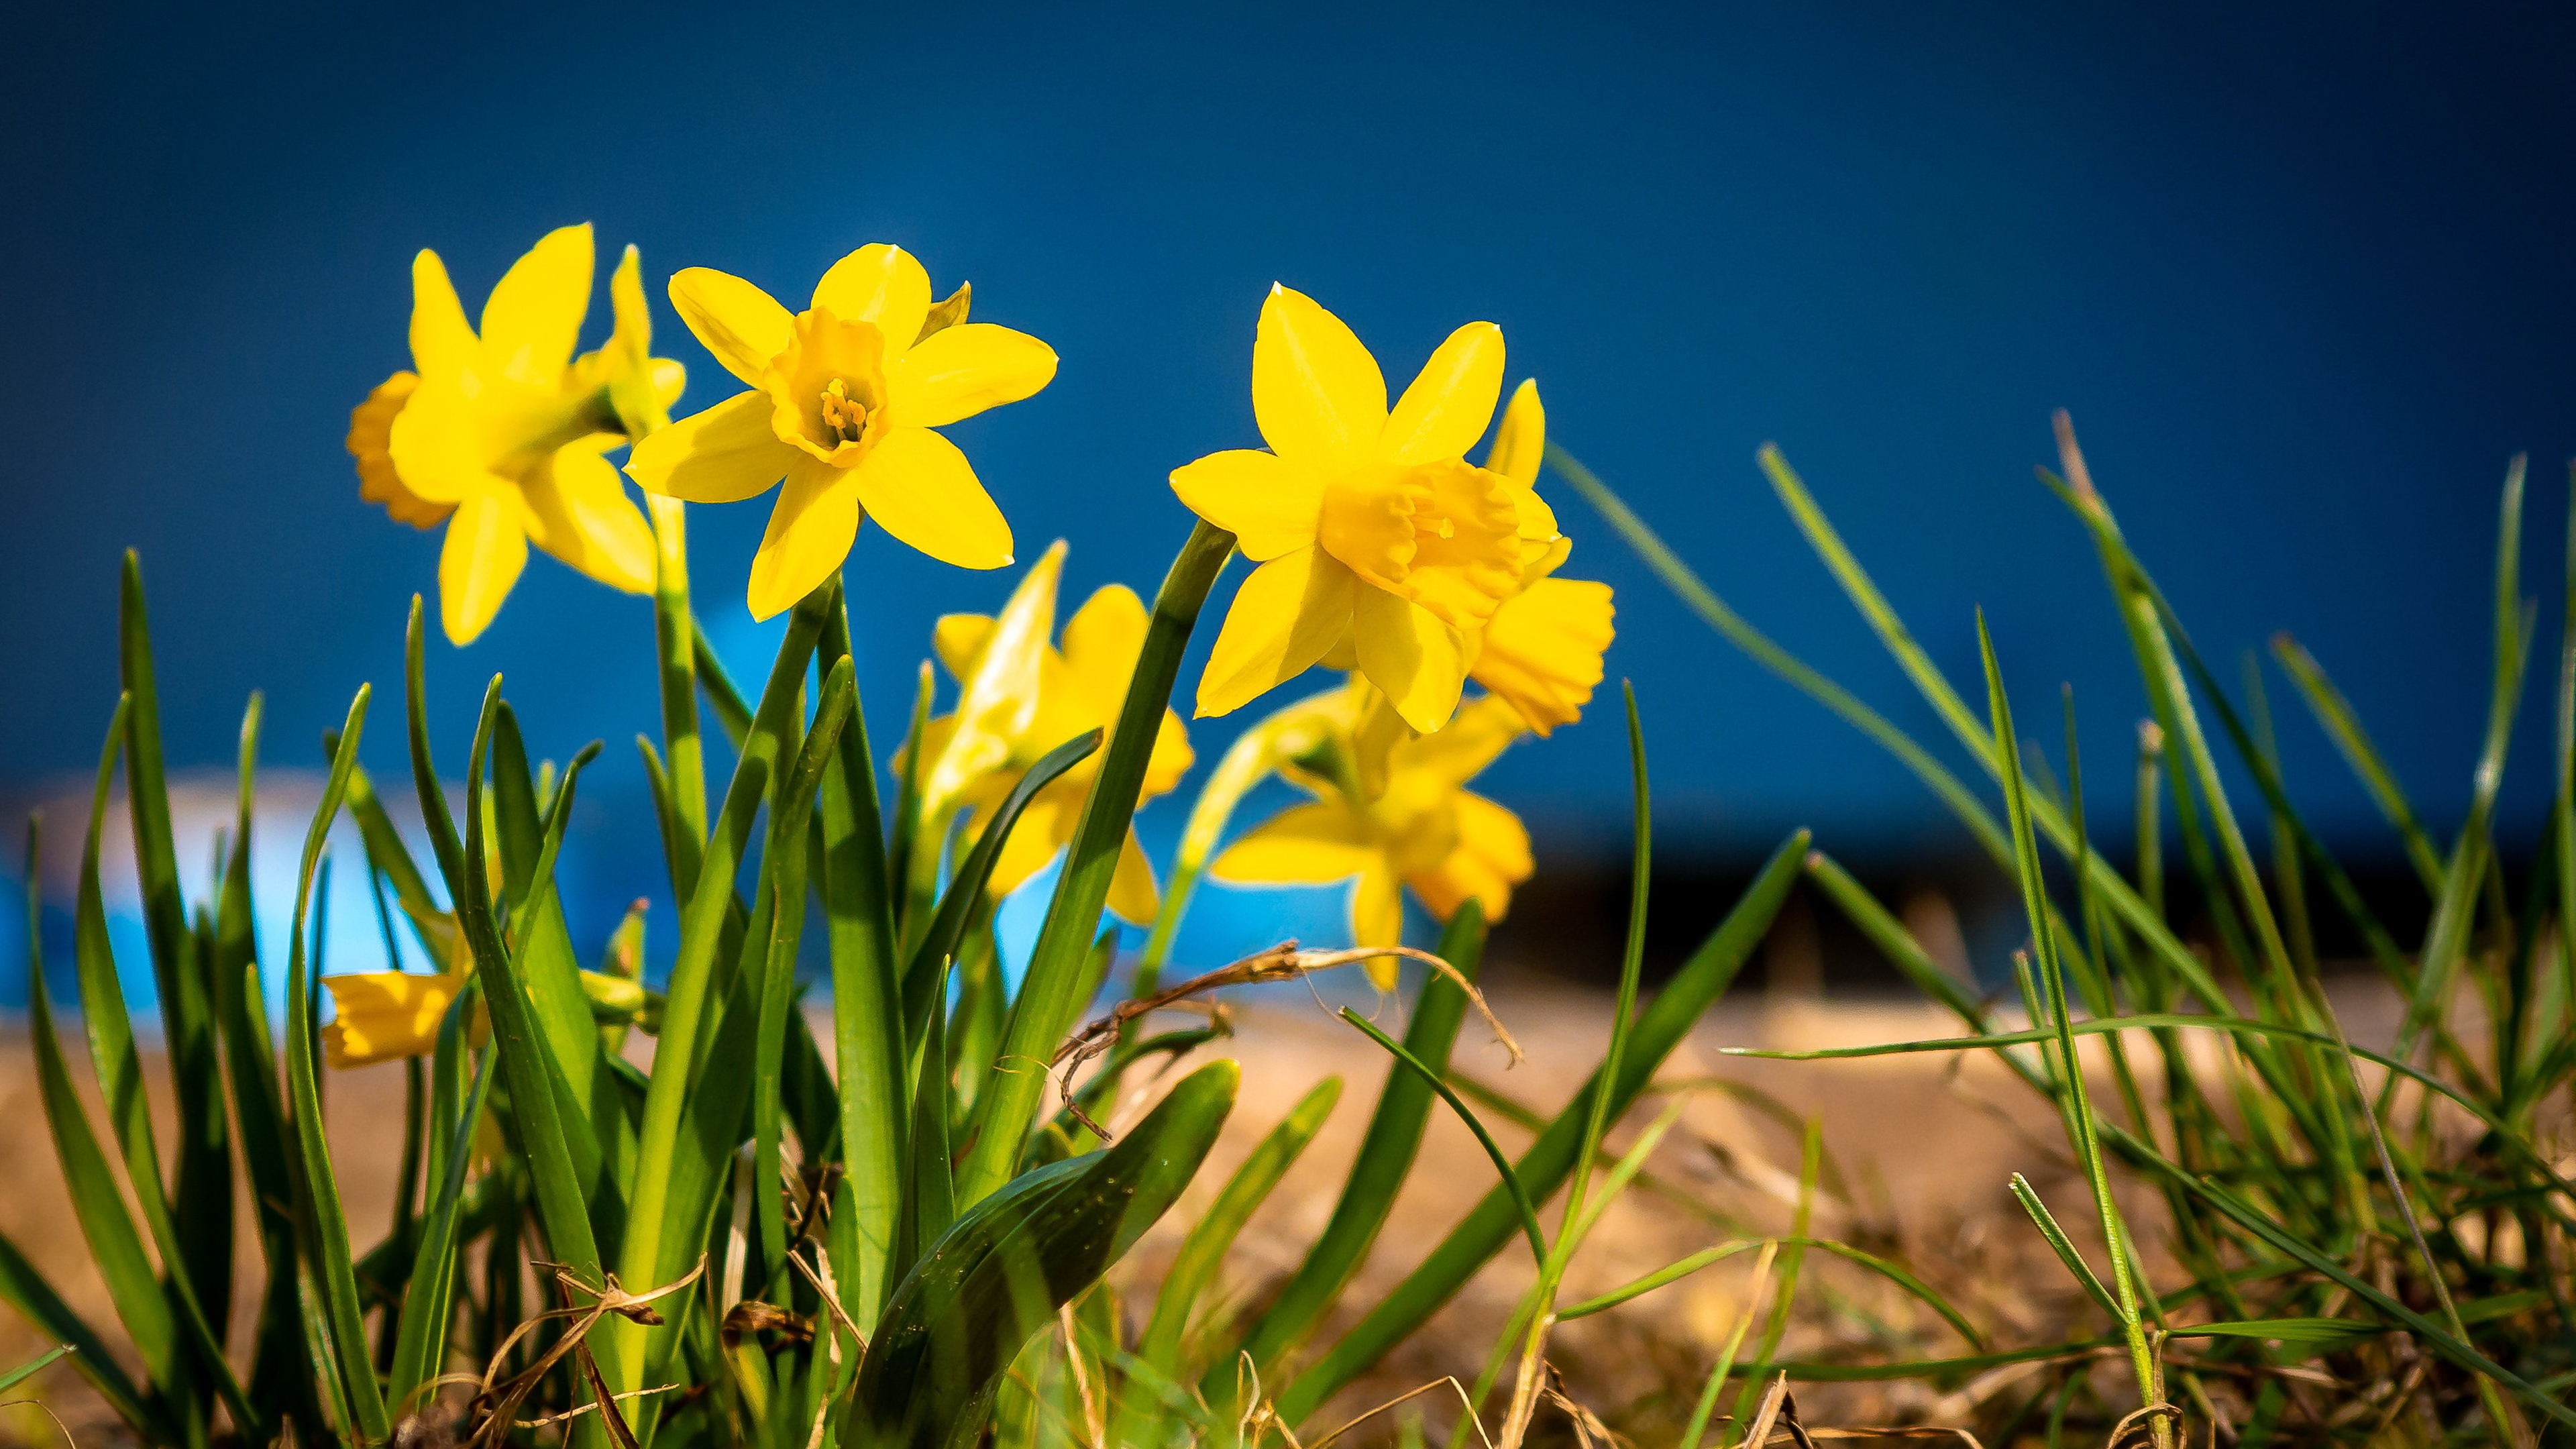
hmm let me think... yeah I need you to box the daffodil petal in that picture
[1408,792,1532,924]
[669,268,797,387]
[1108,828,1162,924]
[523,445,655,594]
[747,458,861,621]
[1169,449,1324,561]
[983,788,1075,901]
[1485,378,1544,490]
[410,251,480,378]
[1352,866,1405,989]
[1253,284,1387,473]
[322,970,464,1067]
[1383,321,1504,466]
[847,426,1014,570]
[626,391,798,503]
[934,614,996,680]
[1210,801,1378,883]
[1393,694,1527,796]
[1352,587,1468,733]
[888,323,1058,427]
[812,244,932,359]
[1472,576,1614,737]
[1063,585,1148,706]
[480,223,594,385]
[439,489,529,645]
[1196,546,1357,718]
[923,543,1060,816]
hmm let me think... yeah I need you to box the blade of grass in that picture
[1338,1009,1545,1267]
[1275,828,1809,1425]
[283,690,393,1442]
[386,1049,495,1417]
[1221,902,1489,1395]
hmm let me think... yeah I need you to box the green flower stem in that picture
[952,520,1234,1210]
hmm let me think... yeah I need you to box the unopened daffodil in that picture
[349,224,685,644]
[1465,381,1615,735]
[1212,686,1530,986]
[911,543,1192,924]
[1173,286,1552,733]
[625,246,1056,619]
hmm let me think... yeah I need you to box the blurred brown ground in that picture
[0,977,2410,1445]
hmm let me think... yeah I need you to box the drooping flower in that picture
[625,246,1056,619]
[349,225,685,645]
[1211,684,1530,985]
[1171,286,1550,733]
[322,968,468,1069]
[1464,381,1615,735]
[909,543,1193,923]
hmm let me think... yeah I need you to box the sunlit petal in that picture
[625,392,798,503]
[1253,284,1387,472]
[747,458,861,621]
[439,488,529,645]
[321,971,464,1068]
[1351,587,1468,733]
[1211,802,1379,883]
[1169,449,1324,561]
[847,426,1014,570]
[1352,866,1405,989]
[812,244,933,356]
[1196,546,1357,718]
[669,268,798,387]
[888,323,1058,427]
[1382,321,1503,466]
[480,223,594,384]
[409,251,480,378]
[1483,378,1545,490]
[1472,576,1614,735]
[523,445,655,594]
[1108,828,1162,924]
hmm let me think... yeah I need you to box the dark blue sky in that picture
[8,0,2575,878]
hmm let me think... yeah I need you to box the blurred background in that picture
[7,1,2575,1005]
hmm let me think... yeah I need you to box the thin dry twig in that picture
[1305,1375,1497,1449]
[462,1257,706,1449]
[1051,939,1519,1137]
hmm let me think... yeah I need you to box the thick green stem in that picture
[953,521,1234,1208]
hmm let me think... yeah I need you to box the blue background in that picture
[6,2,2573,987]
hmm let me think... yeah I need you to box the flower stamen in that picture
[819,377,869,445]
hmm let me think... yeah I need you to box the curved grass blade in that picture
[282,689,392,1442]
[1556,1234,1981,1350]
[0,1230,155,1432]
[610,588,826,1395]
[902,728,1102,1045]
[1113,1073,1340,1449]
[1338,1009,1544,1267]
[1274,828,1808,1426]
[1220,902,1488,1398]
[453,680,602,1285]
[116,556,233,1333]
[955,521,1234,1207]
[386,1047,496,1419]
[814,577,906,1326]
[850,1059,1239,1449]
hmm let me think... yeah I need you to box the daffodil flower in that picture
[1464,381,1615,735]
[1211,688,1531,987]
[625,246,1057,619]
[1171,286,1548,733]
[348,224,686,645]
[910,543,1193,923]
[321,967,469,1069]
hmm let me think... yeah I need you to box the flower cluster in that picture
[345,229,1615,1057]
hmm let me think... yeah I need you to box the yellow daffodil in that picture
[625,246,1057,619]
[349,224,686,645]
[1172,286,1553,734]
[911,543,1193,923]
[1465,381,1615,735]
[1212,687,1530,986]
[321,968,468,1069]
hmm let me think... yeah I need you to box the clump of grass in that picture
[1556,414,2576,1444]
